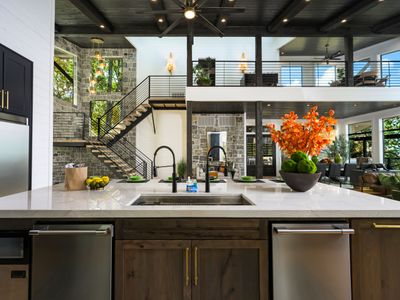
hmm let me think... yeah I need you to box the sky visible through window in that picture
[315,65,336,86]
[281,66,302,86]
[381,51,400,87]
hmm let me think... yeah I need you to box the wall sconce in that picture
[239,52,248,74]
[166,52,176,75]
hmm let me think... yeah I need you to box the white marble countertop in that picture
[0,179,400,218]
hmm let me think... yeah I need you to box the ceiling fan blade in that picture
[200,7,245,13]
[137,9,183,14]
[330,50,342,58]
[159,16,184,37]
[197,14,224,37]
[171,0,185,8]
[194,0,209,8]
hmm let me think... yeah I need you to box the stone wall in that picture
[192,114,245,176]
[53,37,137,184]
[53,146,116,184]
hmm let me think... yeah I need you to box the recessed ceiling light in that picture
[221,18,227,23]
[280,51,285,55]
[305,0,311,2]
[283,18,288,23]
[158,18,164,23]
[306,104,310,107]
[228,0,234,2]
[353,104,358,107]
[341,19,347,23]
[378,0,384,2]
[99,24,105,28]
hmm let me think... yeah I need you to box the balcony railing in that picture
[191,60,400,87]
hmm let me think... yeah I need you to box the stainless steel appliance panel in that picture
[0,117,29,197]
[272,223,353,300]
[31,224,113,300]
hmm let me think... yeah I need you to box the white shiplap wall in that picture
[0,0,55,189]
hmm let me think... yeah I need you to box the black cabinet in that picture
[0,44,33,118]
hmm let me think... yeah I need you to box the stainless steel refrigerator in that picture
[0,113,29,197]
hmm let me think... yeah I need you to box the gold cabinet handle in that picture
[373,223,400,229]
[5,90,9,110]
[1,90,4,109]
[185,247,190,286]
[194,246,199,286]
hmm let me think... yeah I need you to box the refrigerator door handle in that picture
[1,90,4,109]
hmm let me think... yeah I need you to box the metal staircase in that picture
[88,75,186,180]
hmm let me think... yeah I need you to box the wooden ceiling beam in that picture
[267,0,311,33]
[56,24,400,37]
[320,0,383,32]
[373,13,400,33]
[216,0,235,29]
[148,0,169,32]
[67,0,113,33]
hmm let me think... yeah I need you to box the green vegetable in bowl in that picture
[241,176,256,181]
[291,151,308,163]
[130,175,143,181]
[297,159,317,174]
[281,159,298,172]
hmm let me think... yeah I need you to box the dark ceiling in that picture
[55,0,400,48]
[191,101,400,119]
[280,36,396,56]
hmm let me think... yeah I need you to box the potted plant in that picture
[193,57,214,86]
[177,159,187,180]
[267,106,337,192]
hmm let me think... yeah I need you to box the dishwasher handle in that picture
[29,229,112,236]
[274,228,355,235]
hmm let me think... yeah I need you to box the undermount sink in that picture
[131,194,254,206]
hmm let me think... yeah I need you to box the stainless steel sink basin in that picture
[131,194,254,206]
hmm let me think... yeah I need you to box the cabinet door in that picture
[3,48,32,117]
[115,240,191,300]
[352,219,400,300]
[192,240,268,300]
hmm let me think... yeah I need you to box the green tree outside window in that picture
[383,116,400,169]
[54,56,75,103]
[90,100,122,137]
[91,58,123,93]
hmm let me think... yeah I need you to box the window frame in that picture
[91,56,124,94]
[280,65,303,87]
[53,47,78,107]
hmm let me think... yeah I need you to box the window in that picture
[353,60,371,76]
[281,66,302,86]
[90,100,122,137]
[54,48,77,105]
[383,116,400,170]
[348,121,372,160]
[381,50,400,87]
[315,65,336,86]
[91,58,123,93]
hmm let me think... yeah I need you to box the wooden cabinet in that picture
[0,44,33,118]
[115,239,267,300]
[115,219,268,300]
[192,240,267,300]
[352,219,400,300]
[115,240,191,300]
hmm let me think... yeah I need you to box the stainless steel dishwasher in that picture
[30,224,113,300]
[272,223,354,300]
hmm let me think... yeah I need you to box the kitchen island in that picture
[1,179,400,300]
[0,179,399,218]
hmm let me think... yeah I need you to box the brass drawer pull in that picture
[373,223,400,229]
[5,90,9,110]
[194,246,198,286]
[185,247,190,286]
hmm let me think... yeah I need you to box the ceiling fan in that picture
[139,0,245,37]
[317,43,343,64]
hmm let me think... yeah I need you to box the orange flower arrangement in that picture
[267,105,336,157]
